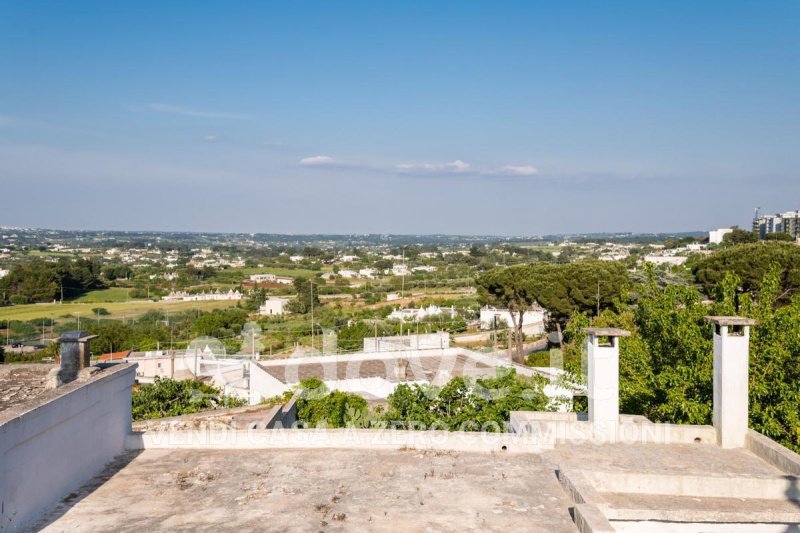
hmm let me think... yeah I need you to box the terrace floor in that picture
[36,448,577,532]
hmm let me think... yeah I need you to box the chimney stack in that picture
[53,330,98,386]
[705,317,756,448]
[583,327,630,441]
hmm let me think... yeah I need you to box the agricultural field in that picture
[0,298,240,323]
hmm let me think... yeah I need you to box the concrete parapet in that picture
[125,427,547,454]
[574,503,615,533]
[746,428,800,476]
[583,470,799,501]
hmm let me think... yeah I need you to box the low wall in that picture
[0,363,136,531]
[510,411,716,446]
[746,428,800,476]
[126,427,546,454]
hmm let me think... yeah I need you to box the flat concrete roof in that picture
[704,316,758,326]
[0,364,54,414]
[36,448,577,532]
[32,436,800,530]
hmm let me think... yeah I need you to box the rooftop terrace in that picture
[35,448,577,532]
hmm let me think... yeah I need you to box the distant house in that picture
[162,289,242,302]
[388,305,456,322]
[289,256,305,263]
[249,273,278,283]
[391,264,410,276]
[411,265,437,273]
[709,228,733,244]
[338,269,358,279]
[643,255,688,266]
[479,305,546,335]
[386,292,401,302]
[248,273,293,285]
[259,297,289,316]
[358,268,377,279]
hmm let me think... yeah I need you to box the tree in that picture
[692,242,800,301]
[384,369,549,431]
[476,265,539,363]
[477,261,629,361]
[287,277,320,314]
[721,226,758,246]
[560,268,800,453]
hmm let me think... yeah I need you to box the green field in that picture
[72,288,140,303]
[223,266,320,278]
[0,299,240,322]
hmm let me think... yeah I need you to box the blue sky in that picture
[1,1,798,235]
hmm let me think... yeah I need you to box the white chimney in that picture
[583,327,630,442]
[706,316,756,448]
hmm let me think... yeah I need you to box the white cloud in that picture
[496,165,538,176]
[147,103,253,120]
[396,160,471,175]
[204,135,218,141]
[446,160,470,173]
[300,155,337,166]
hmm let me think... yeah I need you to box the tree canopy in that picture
[692,242,800,301]
[561,267,800,453]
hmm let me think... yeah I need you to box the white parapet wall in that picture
[0,363,136,531]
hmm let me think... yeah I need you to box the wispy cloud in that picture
[298,153,539,178]
[396,160,471,175]
[300,155,338,166]
[148,103,253,120]
[494,165,539,177]
[204,135,218,141]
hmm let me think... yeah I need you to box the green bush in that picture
[132,377,245,421]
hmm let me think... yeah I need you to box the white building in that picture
[162,289,242,302]
[289,255,305,263]
[259,297,289,316]
[339,255,359,262]
[358,268,377,279]
[0,268,8,279]
[338,269,358,279]
[479,305,546,334]
[709,228,733,244]
[643,255,688,266]
[249,273,293,285]
[249,273,277,283]
[412,265,437,273]
[388,305,456,322]
[391,264,410,276]
[386,292,401,302]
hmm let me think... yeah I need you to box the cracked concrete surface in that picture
[36,448,577,532]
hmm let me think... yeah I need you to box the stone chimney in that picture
[583,327,630,441]
[51,330,98,386]
[705,316,756,448]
